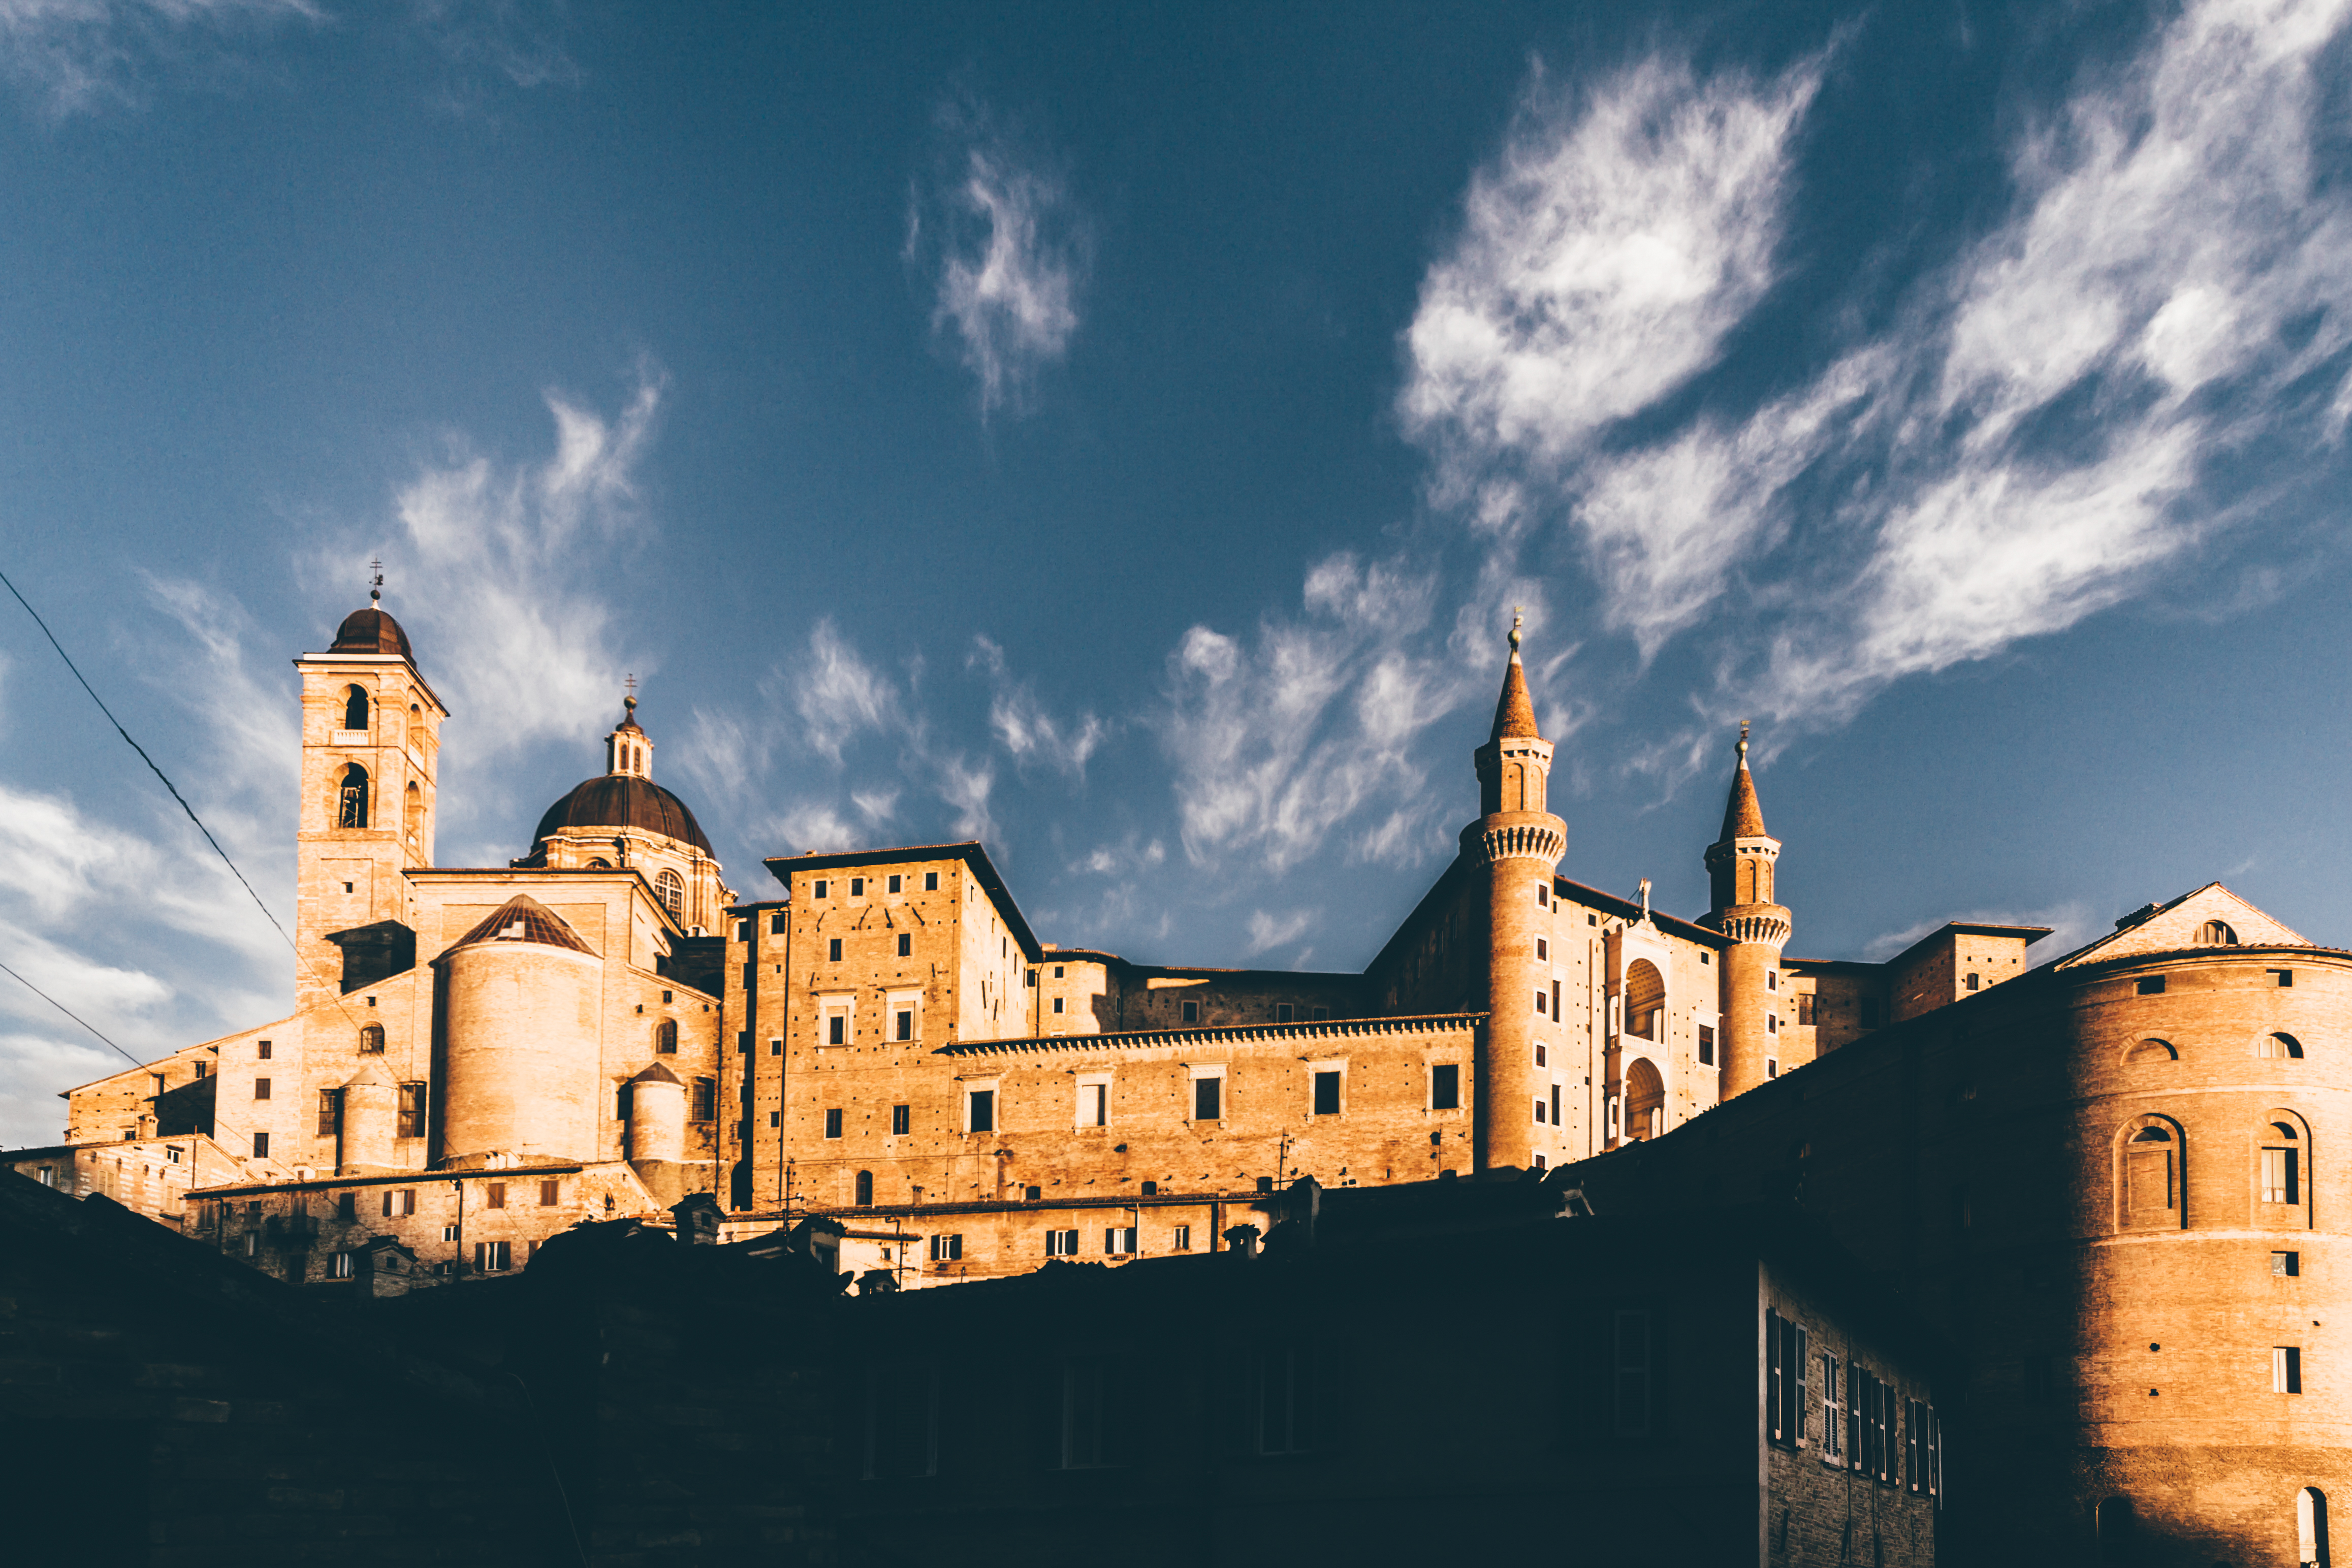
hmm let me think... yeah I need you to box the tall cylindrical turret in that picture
[1469,615,1567,1174]
[1703,724,1790,1099]
[626,1061,686,1164]
[438,896,602,1164]
[338,1061,397,1172]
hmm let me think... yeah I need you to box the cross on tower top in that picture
[624,672,638,716]
[369,558,383,604]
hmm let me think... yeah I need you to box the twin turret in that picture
[1701,722,1792,1097]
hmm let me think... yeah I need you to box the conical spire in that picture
[1718,721,1767,840]
[1489,609,1541,741]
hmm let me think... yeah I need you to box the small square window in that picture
[1054,965,1066,979]
[829,938,843,963]
[887,874,902,894]
[1276,1003,1295,1023]
[2273,969,2295,987]
[734,919,751,942]
[2274,1251,2301,1276]
[824,1108,843,1139]
[827,1014,846,1045]
[1025,1185,1043,1202]
[770,1039,782,1055]
[1537,885,1548,906]
[1536,937,1548,961]
[1590,913,1599,927]
[1181,1000,1199,1024]
[931,1233,962,1262]
[486,1182,505,1209]
[1965,973,1980,992]
[813,879,828,899]
[850,877,865,897]
[770,911,788,935]
[1699,1025,1715,1066]
[1312,1006,1329,1021]
[539,1178,559,1206]
[769,1111,780,1127]
[1767,1060,1779,1078]
[925,871,939,891]
[2137,975,2167,995]
[897,933,911,957]
[257,1040,272,1060]
[1173,1224,1192,1251]
[1054,997,1065,1014]
[896,1008,913,1041]
[893,1104,910,1135]
[254,1077,272,1101]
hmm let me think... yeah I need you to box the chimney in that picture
[1222,1222,1261,1259]
[670,1191,723,1245]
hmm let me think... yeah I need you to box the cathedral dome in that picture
[330,605,414,658]
[531,774,714,856]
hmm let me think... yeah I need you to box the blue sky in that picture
[3,0,2349,1145]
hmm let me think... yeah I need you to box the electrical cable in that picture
[0,958,148,1069]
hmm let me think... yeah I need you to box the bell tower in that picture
[1464,612,1567,1173]
[1702,723,1790,1098]
[291,569,448,1013]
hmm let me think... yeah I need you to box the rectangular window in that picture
[1536,1042,1547,1067]
[828,938,842,963]
[1536,937,1548,960]
[331,1250,354,1279]
[255,1077,272,1101]
[258,1040,271,1060]
[770,911,788,935]
[692,1077,716,1119]
[896,1009,914,1041]
[398,1082,426,1138]
[1193,1076,1222,1121]
[2137,975,2166,995]
[1537,884,1548,907]
[1181,1000,1199,1024]
[1534,1095,1547,1125]
[2275,1346,2303,1393]
[442,1224,459,1242]
[1080,1083,1107,1127]
[1767,1309,1807,1447]
[2275,1250,2301,1276]
[1767,1014,1778,1035]
[194,1061,207,1078]
[850,877,864,897]
[930,1233,962,1262]
[968,1090,995,1133]
[887,874,902,893]
[1431,1063,1460,1110]
[828,1014,846,1045]
[1172,1224,1192,1251]
[1698,1026,1715,1066]
[1906,1399,1933,1493]
[539,1178,559,1206]
[383,1189,415,1218]
[1797,994,1816,1025]
[1053,997,1065,1014]
[770,1038,783,1055]
[2273,968,2294,987]
[1550,1083,1562,1126]
[317,1088,340,1136]
[1105,1227,1136,1255]
[892,1104,911,1135]
[1536,988,1548,1017]
[1045,1228,1078,1257]
[925,871,938,891]
[1767,970,1778,992]
[1768,1060,1779,1078]
[1612,1309,1655,1438]
[1819,1355,1842,1460]
[474,1240,512,1273]
[1276,1003,1294,1023]
[486,1182,505,1209]
[813,879,828,899]
[737,1031,751,1054]
[2264,1147,2301,1204]
[252,1131,270,1158]
[825,1108,844,1139]
[335,1192,356,1220]
[1313,1071,1341,1116]
[1552,980,1561,1019]
[897,933,911,957]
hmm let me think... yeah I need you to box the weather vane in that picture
[369,557,383,604]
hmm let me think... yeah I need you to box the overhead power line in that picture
[0,958,147,1069]
[0,564,296,953]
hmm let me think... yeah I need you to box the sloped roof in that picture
[1490,653,1540,741]
[445,895,596,956]
[2053,882,2311,970]
[1718,764,1767,841]
[630,1061,683,1085]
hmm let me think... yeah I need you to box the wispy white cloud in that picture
[0,0,317,117]
[971,635,1104,780]
[908,94,1087,419]
[1244,906,1316,957]
[791,619,898,763]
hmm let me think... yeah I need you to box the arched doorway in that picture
[2301,1487,2329,1567]
[1625,1057,1665,1142]
[2095,1496,2134,1564]
[1626,959,1665,1041]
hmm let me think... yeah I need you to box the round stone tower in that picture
[1464,613,1567,1173]
[437,894,602,1165]
[1702,723,1791,1098]
[337,1060,397,1173]
[625,1060,686,1165]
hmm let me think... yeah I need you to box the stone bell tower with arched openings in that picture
[292,572,447,1014]
[1465,612,1568,1173]
[1701,723,1790,1098]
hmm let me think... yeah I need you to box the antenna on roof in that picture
[368,558,383,604]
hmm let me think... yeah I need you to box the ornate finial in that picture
[369,557,384,604]
[624,673,638,716]
[1737,718,1750,764]
[1508,605,1523,654]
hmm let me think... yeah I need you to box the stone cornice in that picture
[933,1012,1486,1061]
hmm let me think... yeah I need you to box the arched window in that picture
[403,781,422,842]
[336,763,370,828]
[2119,1116,2184,1230]
[2300,1487,2330,1567]
[1624,1057,1665,1142]
[586,858,612,869]
[1625,959,1665,1042]
[854,1169,874,1207]
[2197,919,2239,946]
[358,1024,385,1054]
[2261,1110,2312,1220]
[2262,1032,2307,1059]
[343,684,369,731]
[2126,1038,2178,1064]
[656,869,684,921]
[656,1019,678,1054]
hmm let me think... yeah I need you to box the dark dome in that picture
[533,774,714,856]
[331,605,414,658]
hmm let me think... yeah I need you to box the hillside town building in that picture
[7,592,2341,1564]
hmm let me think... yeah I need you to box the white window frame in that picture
[1074,1071,1113,1130]
[817,994,854,1048]
[1186,1063,1228,1123]
[885,988,922,1044]
[1045,1228,1079,1257]
[1104,1226,1138,1256]
[960,1076,1001,1134]
[1172,1224,1192,1251]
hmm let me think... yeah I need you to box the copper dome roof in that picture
[330,605,415,658]
[532,774,714,856]
[447,895,597,955]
